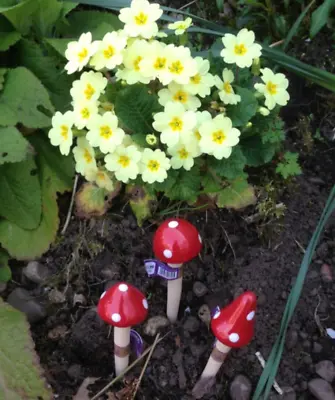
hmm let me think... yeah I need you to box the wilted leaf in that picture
[126,185,157,226]
[73,377,99,400]
[216,179,256,209]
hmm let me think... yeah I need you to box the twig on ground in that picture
[91,332,170,400]
[179,0,197,10]
[220,225,236,260]
[294,239,306,254]
[255,351,283,395]
[131,333,161,399]
[314,293,326,335]
[61,174,79,235]
[269,39,284,47]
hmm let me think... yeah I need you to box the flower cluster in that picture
[48,0,290,194]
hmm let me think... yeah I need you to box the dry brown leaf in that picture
[73,377,99,400]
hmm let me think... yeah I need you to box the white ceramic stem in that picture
[200,341,231,378]
[114,326,130,376]
[166,263,182,323]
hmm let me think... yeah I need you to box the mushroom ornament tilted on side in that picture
[192,291,257,395]
[153,218,202,323]
[97,282,148,376]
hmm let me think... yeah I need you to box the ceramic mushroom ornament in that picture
[97,282,148,376]
[193,292,257,394]
[153,218,202,323]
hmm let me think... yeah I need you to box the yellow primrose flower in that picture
[160,44,198,85]
[65,32,99,74]
[214,68,241,105]
[119,0,163,39]
[168,140,199,171]
[140,148,171,183]
[158,82,201,111]
[254,68,290,110]
[199,114,241,160]
[105,145,142,183]
[182,110,212,156]
[146,134,158,145]
[48,111,74,156]
[116,39,151,84]
[168,17,193,35]
[86,169,115,191]
[86,112,125,154]
[139,40,167,81]
[221,28,262,68]
[183,57,215,98]
[73,137,98,175]
[90,31,127,71]
[70,71,107,103]
[73,100,99,129]
[152,102,197,148]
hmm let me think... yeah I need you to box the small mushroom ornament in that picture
[193,292,256,394]
[97,282,148,376]
[153,218,202,322]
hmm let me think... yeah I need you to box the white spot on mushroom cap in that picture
[112,313,121,323]
[100,291,106,299]
[119,283,128,292]
[213,310,220,319]
[163,249,173,259]
[247,311,255,321]
[198,234,202,244]
[229,333,240,343]
[168,220,179,228]
[142,298,148,309]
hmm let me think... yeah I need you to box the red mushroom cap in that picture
[97,282,148,328]
[153,218,202,264]
[211,291,257,348]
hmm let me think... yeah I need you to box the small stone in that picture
[152,346,166,360]
[48,289,66,304]
[310,288,318,297]
[302,340,311,349]
[317,243,329,259]
[183,316,200,333]
[143,316,169,336]
[7,288,46,323]
[321,264,333,282]
[313,342,323,353]
[73,293,86,306]
[300,381,308,391]
[196,268,205,280]
[229,375,252,400]
[0,282,7,293]
[308,378,335,400]
[299,331,308,340]
[48,325,68,340]
[68,364,82,380]
[315,361,335,382]
[281,291,288,300]
[286,330,298,349]
[198,304,211,328]
[303,355,313,365]
[23,261,50,284]
[193,281,208,297]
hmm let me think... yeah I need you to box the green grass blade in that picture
[283,0,315,51]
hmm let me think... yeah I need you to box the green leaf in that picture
[0,68,6,91]
[0,67,54,128]
[310,0,335,38]
[261,117,285,144]
[0,298,52,399]
[59,10,122,39]
[241,136,279,167]
[59,2,78,18]
[0,0,38,35]
[0,30,21,51]
[226,87,258,127]
[208,145,247,180]
[33,0,62,37]
[276,152,302,179]
[217,178,256,209]
[0,249,11,282]
[166,166,201,203]
[115,85,161,133]
[201,174,222,193]
[17,39,73,112]
[0,126,31,165]
[0,158,42,230]
[44,37,72,57]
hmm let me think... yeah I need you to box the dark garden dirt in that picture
[4,35,335,400]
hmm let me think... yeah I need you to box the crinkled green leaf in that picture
[17,39,73,112]
[59,10,122,39]
[208,145,246,180]
[115,84,161,133]
[276,152,302,179]
[0,0,38,34]
[164,166,201,203]
[33,0,62,37]
[0,30,21,51]
[0,249,11,282]
[0,126,31,165]
[0,67,54,128]
[217,178,256,209]
[226,87,258,127]
[0,158,42,230]
[241,135,279,167]
[0,298,52,399]
[261,117,285,144]
[202,174,222,193]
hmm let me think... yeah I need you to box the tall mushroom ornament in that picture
[153,218,202,323]
[97,282,148,376]
[192,292,257,396]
